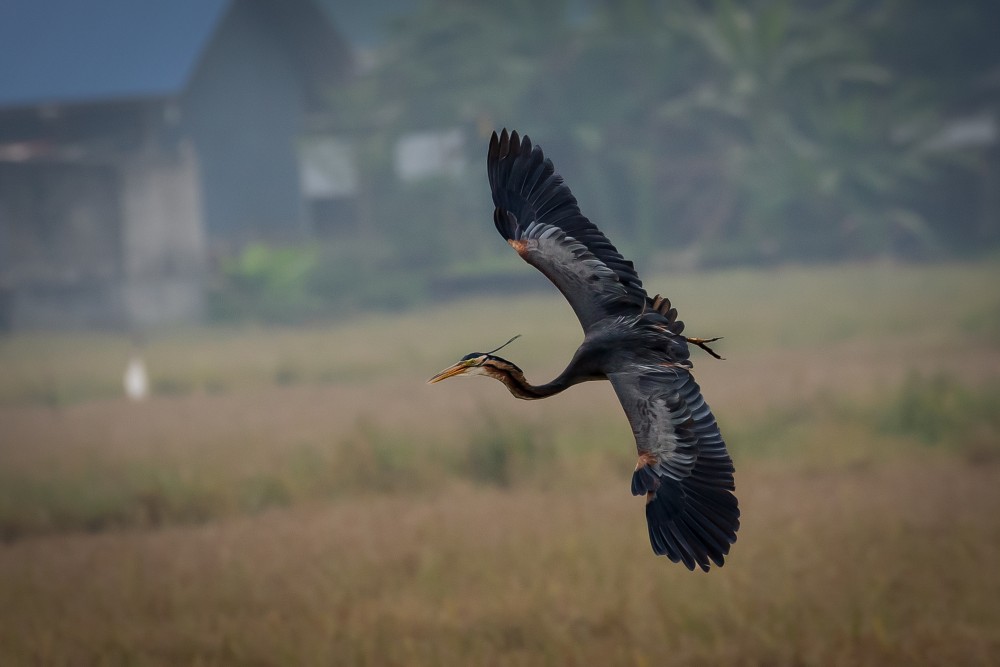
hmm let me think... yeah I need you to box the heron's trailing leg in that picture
[686,336,724,360]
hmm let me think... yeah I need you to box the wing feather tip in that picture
[643,470,739,571]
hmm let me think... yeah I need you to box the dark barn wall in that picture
[0,161,127,327]
[0,162,122,281]
[181,0,308,244]
[0,100,208,329]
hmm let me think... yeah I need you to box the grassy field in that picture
[1,261,999,665]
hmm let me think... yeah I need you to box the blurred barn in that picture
[0,0,353,329]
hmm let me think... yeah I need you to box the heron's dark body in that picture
[477,312,687,397]
[432,130,739,572]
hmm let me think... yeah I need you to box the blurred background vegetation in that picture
[207,0,1000,323]
[2,2,1000,664]
[2,261,999,665]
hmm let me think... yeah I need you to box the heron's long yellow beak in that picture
[427,362,470,384]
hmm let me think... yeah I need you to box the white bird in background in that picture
[124,353,149,402]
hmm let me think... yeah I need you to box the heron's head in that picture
[427,336,522,384]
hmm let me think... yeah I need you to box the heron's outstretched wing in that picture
[608,369,739,571]
[488,129,648,332]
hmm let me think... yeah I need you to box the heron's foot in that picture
[686,336,724,360]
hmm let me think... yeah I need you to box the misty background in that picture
[1,2,999,665]
[1,0,998,328]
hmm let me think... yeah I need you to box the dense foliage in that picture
[218,1,1000,320]
[340,0,998,258]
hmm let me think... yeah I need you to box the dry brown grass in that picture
[0,457,997,666]
[0,261,998,665]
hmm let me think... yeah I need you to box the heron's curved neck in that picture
[487,357,580,400]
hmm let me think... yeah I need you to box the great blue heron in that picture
[429,130,738,571]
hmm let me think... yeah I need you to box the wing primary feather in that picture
[487,130,648,330]
[665,520,700,571]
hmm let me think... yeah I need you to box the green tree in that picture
[333,0,997,275]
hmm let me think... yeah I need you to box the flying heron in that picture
[429,129,738,571]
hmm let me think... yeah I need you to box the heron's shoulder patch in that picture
[508,238,534,256]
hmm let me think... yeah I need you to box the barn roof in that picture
[0,0,348,110]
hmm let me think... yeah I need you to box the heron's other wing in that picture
[489,129,647,331]
[608,369,739,571]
